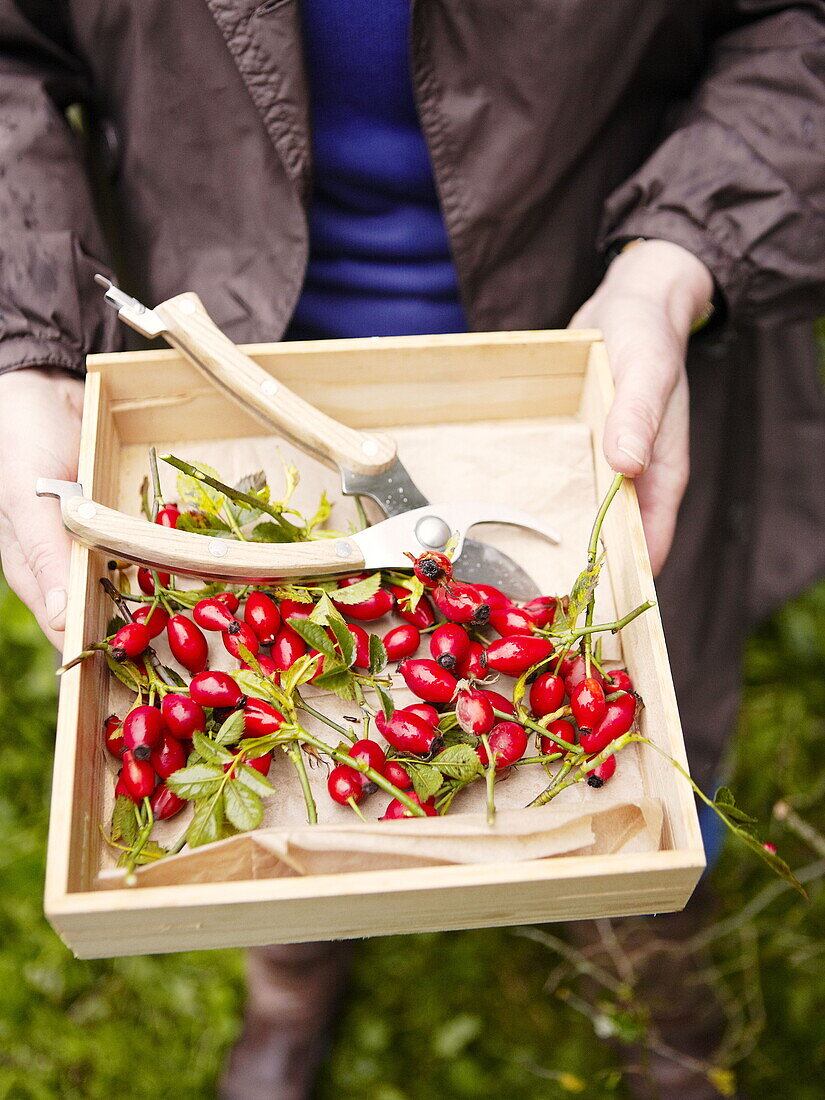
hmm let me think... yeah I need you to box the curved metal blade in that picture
[342,461,553,599]
[454,537,541,600]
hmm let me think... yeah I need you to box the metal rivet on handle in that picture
[209,539,229,558]
[335,541,353,558]
[361,439,379,457]
[415,515,451,550]
[77,502,97,520]
[261,379,279,397]
[179,298,196,315]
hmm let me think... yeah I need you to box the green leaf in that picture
[308,591,342,627]
[328,615,356,668]
[214,708,247,745]
[272,585,315,603]
[224,778,264,832]
[104,653,144,694]
[236,763,276,797]
[234,470,267,497]
[193,730,235,764]
[175,461,226,516]
[166,762,225,800]
[433,744,483,782]
[329,572,381,605]
[175,512,232,537]
[288,618,338,661]
[133,840,168,866]
[186,797,225,848]
[111,795,139,847]
[158,664,188,689]
[313,664,358,701]
[566,555,604,627]
[306,491,332,533]
[234,668,279,706]
[250,521,292,543]
[369,633,388,675]
[441,725,478,747]
[373,680,395,719]
[106,615,126,637]
[394,575,425,613]
[408,763,442,801]
[280,652,321,699]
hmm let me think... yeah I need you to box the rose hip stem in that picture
[297,730,428,817]
[99,577,178,689]
[284,743,318,823]
[296,693,358,743]
[583,472,623,676]
[491,707,583,755]
[480,733,497,827]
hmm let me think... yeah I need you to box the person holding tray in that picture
[1,2,823,1097]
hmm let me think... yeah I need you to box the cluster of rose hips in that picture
[320,550,638,818]
[104,523,637,828]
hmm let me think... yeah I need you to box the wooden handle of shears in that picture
[59,495,366,582]
[153,292,397,477]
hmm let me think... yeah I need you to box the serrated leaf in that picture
[280,652,321,699]
[234,668,280,706]
[368,633,388,675]
[224,778,264,832]
[166,762,225,799]
[186,797,225,848]
[250,521,293,543]
[273,585,315,603]
[193,729,235,764]
[288,618,338,660]
[329,572,381,605]
[111,795,139,847]
[236,763,276,797]
[159,664,188,688]
[133,840,168,865]
[105,652,144,694]
[433,744,483,782]
[306,491,332,533]
[175,512,232,537]
[309,591,342,627]
[441,725,479,747]
[566,555,603,627]
[313,664,357,701]
[211,708,245,745]
[712,786,757,825]
[106,615,126,636]
[234,470,267,496]
[328,616,356,668]
[373,681,395,719]
[408,763,442,801]
[176,461,226,516]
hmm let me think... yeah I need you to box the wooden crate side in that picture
[47,850,702,959]
[86,330,595,444]
[46,375,122,904]
[579,343,704,859]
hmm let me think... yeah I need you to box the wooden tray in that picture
[45,331,705,958]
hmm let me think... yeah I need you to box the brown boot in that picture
[220,940,353,1100]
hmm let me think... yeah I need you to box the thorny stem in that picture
[584,473,624,675]
[99,577,178,688]
[160,453,303,539]
[567,602,655,641]
[296,693,357,742]
[148,446,164,517]
[123,797,155,884]
[481,733,496,826]
[353,495,369,531]
[285,744,317,824]
[297,729,428,817]
[493,707,583,755]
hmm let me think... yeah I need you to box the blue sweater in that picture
[287,0,466,340]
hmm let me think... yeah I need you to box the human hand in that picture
[0,368,84,649]
[570,239,714,574]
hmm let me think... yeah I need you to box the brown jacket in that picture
[1,1,824,784]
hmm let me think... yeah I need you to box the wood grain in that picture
[60,495,367,581]
[155,292,398,475]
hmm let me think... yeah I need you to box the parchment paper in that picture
[96,417,661,888]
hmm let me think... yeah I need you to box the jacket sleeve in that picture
[599,3,825,326]
[0,4,121,376]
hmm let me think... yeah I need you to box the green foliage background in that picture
[0,574,823,1098]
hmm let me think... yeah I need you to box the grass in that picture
[0,575,822,1098]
